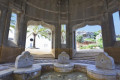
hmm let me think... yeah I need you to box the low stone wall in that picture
[0,63,120,80]
[0,69,14,80]
[41,63,54,73]
[0,46,24,63]
[74,63,89,73]
[105,47,120,64]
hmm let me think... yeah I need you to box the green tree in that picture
[94,30,101,39]
[27,26,51,48]
[76,35,83,43]
[9,13,16,32]
[96,37,103,48]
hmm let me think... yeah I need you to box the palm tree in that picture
[27,25,51,48]
[61,25,66,44]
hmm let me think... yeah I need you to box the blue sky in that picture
[113,11,120,35]
[10,12,17,25]
[76,25,101,32]
[77,11,120,35]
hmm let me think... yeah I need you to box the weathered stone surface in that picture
[87,65,117,80]
[14,64,41,80]
[58,52,70,64]
[95,52,115,69]
[15,51,34,68]
[54,63,74,73]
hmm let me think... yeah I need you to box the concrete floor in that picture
[25,48,54,59]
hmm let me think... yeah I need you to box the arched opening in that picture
[72,23,104,59]
[8,12,17,42]
[76,25,103,51]
[112,11,120,41]
[25,21,55,59]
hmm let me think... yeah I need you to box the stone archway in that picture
[26,20,56,58]
[72,21,104,59]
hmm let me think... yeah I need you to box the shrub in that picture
[116,38,120,41]
[76,35,83,43]
[84,38,96,42]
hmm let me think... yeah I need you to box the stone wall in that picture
[105,47,120,64]
[0,0,120,63]
[0,0,27,63]
[0,46,24,63]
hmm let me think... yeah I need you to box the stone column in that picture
[101,12,116,48]
[103,12,120,64]
[66,24,70,48]
[72,31,76,49]
[66,24,73,58]
[51,30,55,57]
[55,24,61,58]
[55,24,61,49]
[18,15,28,48]
[0,7,8,46]
[17,0,28,48]
[14,13,21,45]
[2,9,12,46]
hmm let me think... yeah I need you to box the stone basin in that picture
[14,64,41,80]
[54,63,74,72]
[0,63,120,80]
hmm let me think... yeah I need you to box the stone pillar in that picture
[17,0,28,48]
[102,12,120,64]
[66,24,73,58]
[18,15,28,48]
[72,30,76,56]
[14,13,21,45]
[51,30,55,57]
[56,24,61,49]
[55,24,61,58]
[0,6,9,62]
[0,7,8,46]
[101,12,116,48]
[2,9,12,46]
[66,24,70,48]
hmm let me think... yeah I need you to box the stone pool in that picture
[40,71,94,80]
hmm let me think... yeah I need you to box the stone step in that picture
[32,54,54,59]
[73,56,96,61]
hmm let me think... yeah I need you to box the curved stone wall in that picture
[0,0,120,63]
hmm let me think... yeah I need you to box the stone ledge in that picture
[54,63,74,72]
[87,65,117,80]
[54,63,74,68]
[1,63,120,80]
[14,64,41,74]
[74,63,89,72]
[0,69,14,78]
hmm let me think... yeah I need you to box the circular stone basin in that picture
[54,63,74,72]
[40,71,94,80]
